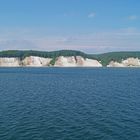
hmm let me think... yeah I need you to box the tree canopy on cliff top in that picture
[0,50,140,66]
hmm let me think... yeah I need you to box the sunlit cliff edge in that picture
[0,50,140,67]
[0,56,102,67]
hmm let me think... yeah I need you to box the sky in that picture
[0,0,140,53]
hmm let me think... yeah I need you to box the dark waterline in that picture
[0,68,140,140]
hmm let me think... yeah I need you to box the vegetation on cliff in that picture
[0,50,140,66]
[92,52,140,66]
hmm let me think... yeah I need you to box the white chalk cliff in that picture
[0,56,102,67]
[22,56,52,67]
[1,56,140,67]
[0,57,21,67]
[107,58,140,67]
[54,56,102,67]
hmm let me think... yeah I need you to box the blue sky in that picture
[0,0,140,53]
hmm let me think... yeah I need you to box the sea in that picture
[0,67,140,140]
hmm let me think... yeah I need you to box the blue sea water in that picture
[0,67,140,140]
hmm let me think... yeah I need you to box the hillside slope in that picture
[0,50,140,66]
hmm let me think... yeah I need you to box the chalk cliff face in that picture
[22,56,52,67]
[107,58,140,67]
[1,56,140,67]
[0,56,102,67]
[54,56,77,67]
[0,57,21,67]
[54,56,102,67]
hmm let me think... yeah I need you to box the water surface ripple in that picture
[0,68,140,140]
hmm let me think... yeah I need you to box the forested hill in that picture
[0,50,140,66]
[90,52,140,66]
[0,50,87,59]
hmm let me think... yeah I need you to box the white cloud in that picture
[88,12,96,18]
[0,27,140,53]
[127,15,138,20]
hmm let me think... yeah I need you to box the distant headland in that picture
[0,50,140,67]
